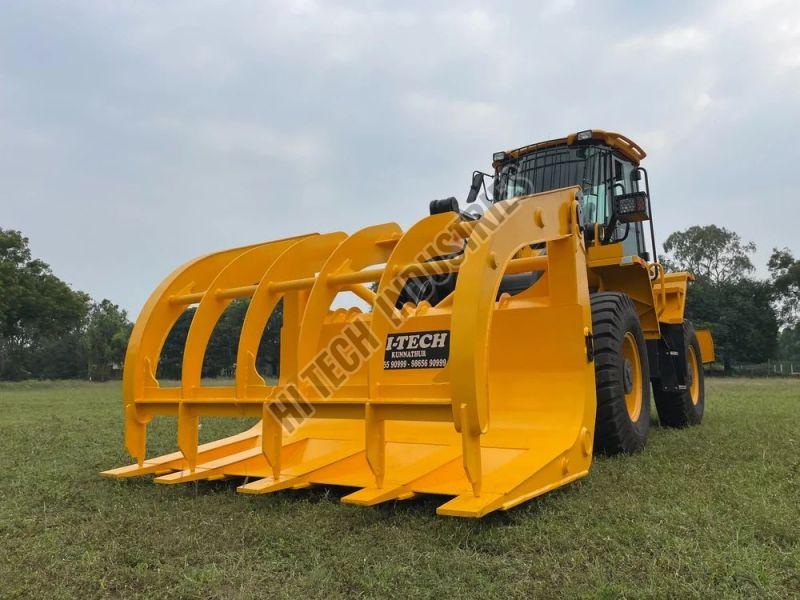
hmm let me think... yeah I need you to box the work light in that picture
[614,191,650,222]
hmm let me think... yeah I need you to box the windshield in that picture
[493,143,647,257]
[495,145,600,200]
[495,144,614,224]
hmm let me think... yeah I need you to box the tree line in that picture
[1,224,798,381]
[154,300,282,381]
[662,225,799,371]
[0,228,282,381]
[0,229,130,380]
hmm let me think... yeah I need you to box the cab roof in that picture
[493,129,646,168]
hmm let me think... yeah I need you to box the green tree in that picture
[662,225,756,284]
[84,299,132,381]
[156,300,283,381]
[0,229,89,379]
[203,299,283,378]
[202,300,244,378]
[28,332,88,379]
[768,247,800,327]
[685,279,778,371]
[663,225,778,372]
[256,300,283,377]
[777,324,800,361]
[157,308,194,380]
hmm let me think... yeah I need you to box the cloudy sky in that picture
[2,0,799,315]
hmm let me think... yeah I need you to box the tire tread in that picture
[590,292,651,455]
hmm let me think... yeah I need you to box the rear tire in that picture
[590,292,651,455]
[654,321,704,427]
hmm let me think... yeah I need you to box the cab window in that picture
[581,148,609,226]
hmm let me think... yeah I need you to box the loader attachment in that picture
[102,187,598,517]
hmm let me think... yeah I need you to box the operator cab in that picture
[490,129,653,261]
[417,130,655,306]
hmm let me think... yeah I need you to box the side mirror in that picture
[613,191,650,223]
[466,171,484,204]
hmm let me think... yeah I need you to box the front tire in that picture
[591,292,651,455]
[654,321,705,427]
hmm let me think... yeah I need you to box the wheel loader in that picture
[102,129,715,518]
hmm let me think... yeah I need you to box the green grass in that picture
[0,379,798,599]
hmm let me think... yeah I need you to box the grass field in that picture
[0,378,798,599]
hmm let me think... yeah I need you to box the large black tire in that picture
[654,321,704,427]
[591,292,651,454]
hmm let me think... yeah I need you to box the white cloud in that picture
[447,8,496,37]
[153,116,329,165]
[540,0,576,19]
[400,92,503,137]
[616,27,710,56]
[694,92,713,111]
[1,0,798,310]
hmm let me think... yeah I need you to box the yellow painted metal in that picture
[102,188,600,517]
[588,249,660,339]
[587,247,698,339]
[651,270,692,325]
[496,129,646,167]
[687,346,701,405]
[111,235,309,467]
[622,332,643,421]
[695,328,716,364]
[102,179,711,517]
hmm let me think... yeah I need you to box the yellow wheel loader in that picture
[102,129,715,518]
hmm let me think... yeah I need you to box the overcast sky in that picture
[2,0,799,315]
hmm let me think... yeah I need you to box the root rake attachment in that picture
[102,189,598,517]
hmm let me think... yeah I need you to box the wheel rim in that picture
[687,345,700,405]
[622,332,642,421]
